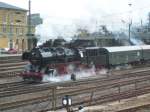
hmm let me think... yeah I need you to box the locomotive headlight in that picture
[79,51,84,58]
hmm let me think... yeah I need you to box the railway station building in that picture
[0,2,35,52]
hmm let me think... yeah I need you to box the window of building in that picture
[3,15,7,23]
[16,39,19,44]
[15,12,21,14]
[7,14,10,23]
[21,28,24,34]
[10,14,14,24]
[16,20,22,23]
[22,39,25,51]
[9,39,13,49]
[16,28,19,35]
[9,25,13,34]
[21,16,25,23]
[2,25,6,33]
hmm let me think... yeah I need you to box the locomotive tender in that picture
[20,45,150,82]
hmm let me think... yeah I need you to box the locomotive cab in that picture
[29,48,42,65]
[22,51,30,60]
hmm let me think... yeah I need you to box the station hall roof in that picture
[0,2,27,11]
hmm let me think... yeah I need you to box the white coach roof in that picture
[86,47,100,50]
[86,45,150,52]
[140,45,150,50]
[104,46,142,52]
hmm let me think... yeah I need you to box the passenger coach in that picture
[85,45,150,68]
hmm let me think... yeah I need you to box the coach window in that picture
[91,50,93,56]
[87,50,91,56]
[90,50,97,56]
[94,50,98,56]
[87,50,90,56]
[99,49,107,55]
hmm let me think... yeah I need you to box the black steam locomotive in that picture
[21,47,83,82]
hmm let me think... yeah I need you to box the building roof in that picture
[0,2,27,11]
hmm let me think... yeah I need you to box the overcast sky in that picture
[1,0,150,41]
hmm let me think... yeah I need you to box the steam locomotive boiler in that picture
[20,47,82,82]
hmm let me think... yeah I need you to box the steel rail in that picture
[0,71,150,98]
[1,83,150,111]
[1,69,150,97]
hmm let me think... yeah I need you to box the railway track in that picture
[0,54,21,63]
[0,81,28,92]
[1,68,150,96]
[1,77,150,111]
[0,61,26,68]
[0,64,146,86]
[0,61,27,78]
[1,68,150,97]
[1,68,150,111]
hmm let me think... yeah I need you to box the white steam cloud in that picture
[33,0,150,42]
[42,65,108,83]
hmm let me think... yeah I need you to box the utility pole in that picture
[129,22,132,42]
[148,12,150,27]
[128,2,132,43]
[27,0,37,50]
[141,19,143,27]
[27,0,32,50]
